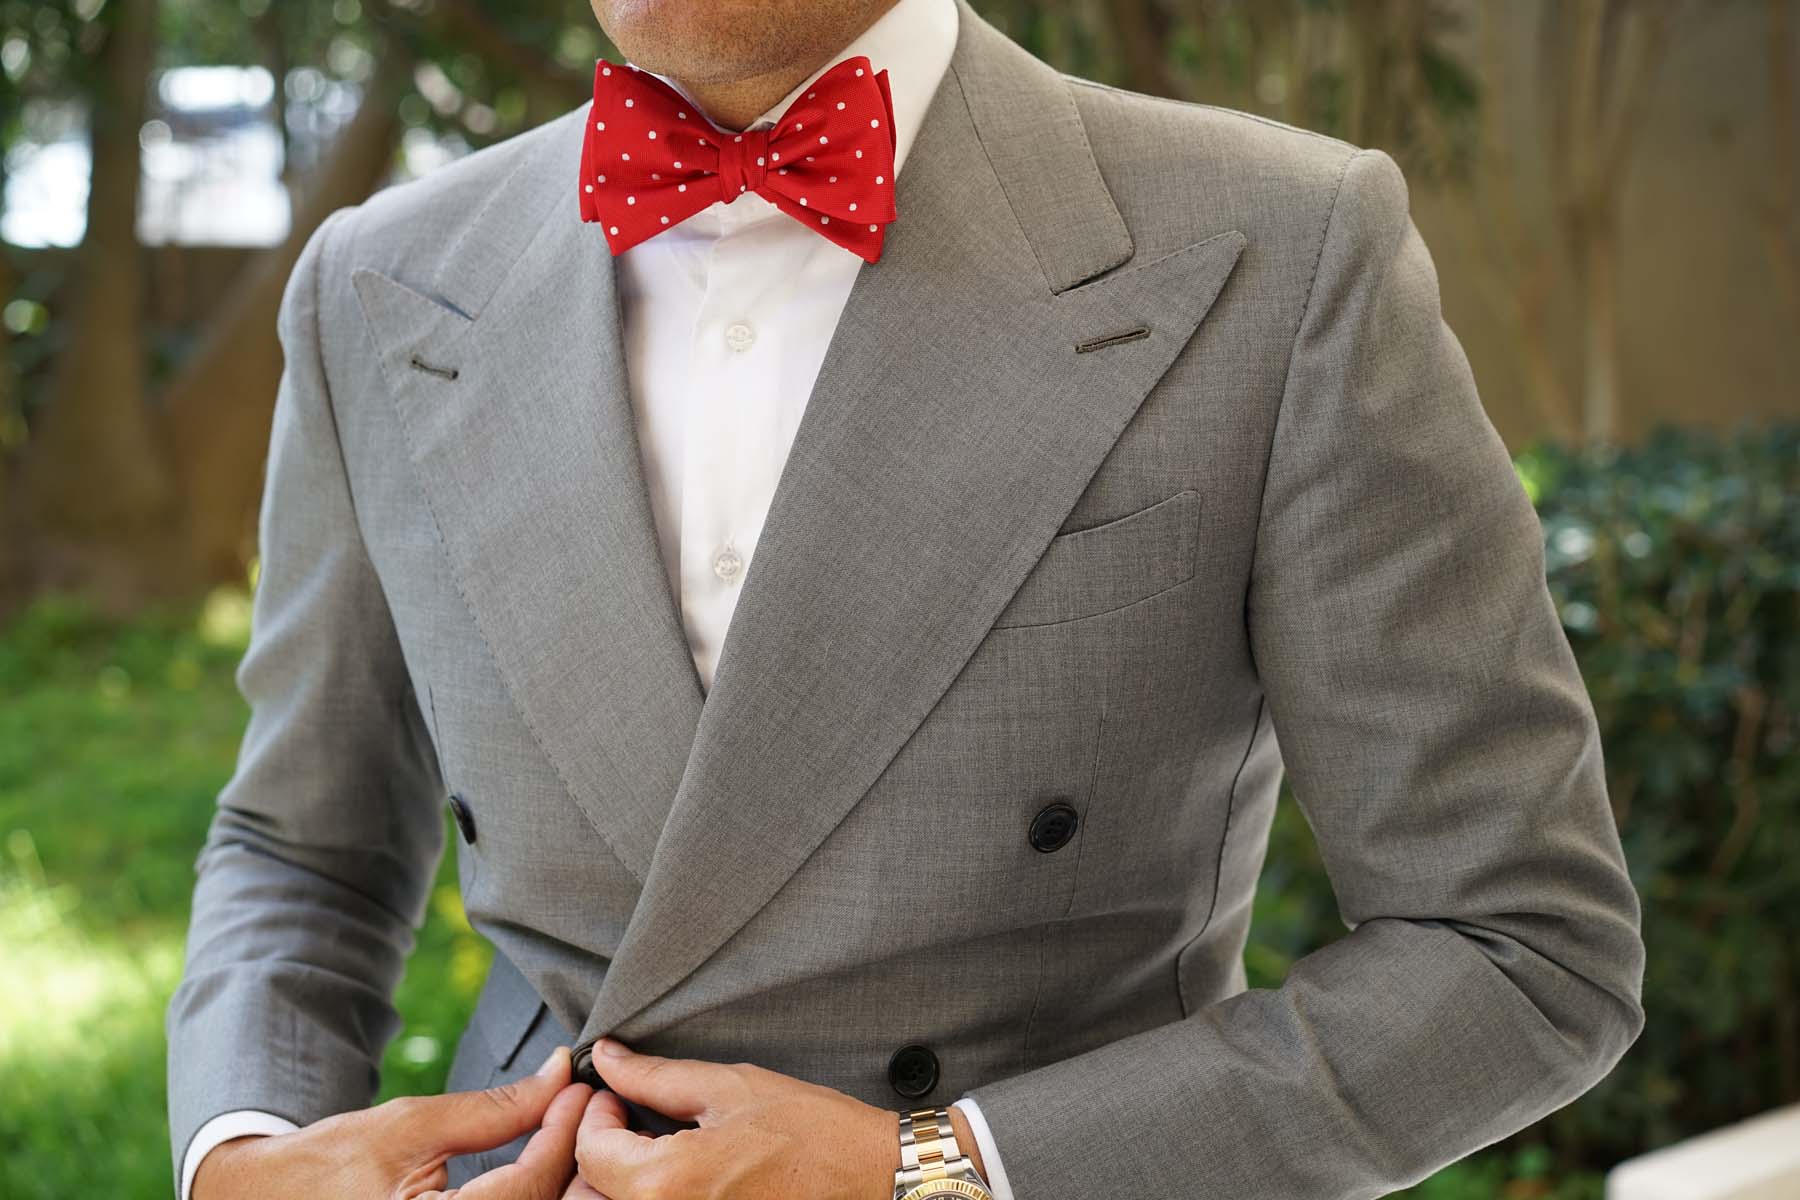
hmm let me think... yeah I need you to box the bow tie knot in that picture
[579,54,899,262]
[716,128,772,201]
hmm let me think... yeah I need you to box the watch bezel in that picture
[898,1178,995,1200]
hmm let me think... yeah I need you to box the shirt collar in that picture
[632,0,958,233]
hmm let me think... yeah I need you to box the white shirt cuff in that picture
[951,1096,1016,1200]
[180,1110,300,1200]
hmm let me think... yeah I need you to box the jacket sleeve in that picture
[960,147,1645,1199]
[163,204,448,1193]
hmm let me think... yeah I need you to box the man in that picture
[166,0,1647,1195]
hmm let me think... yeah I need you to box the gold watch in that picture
[891,1106,995,1200]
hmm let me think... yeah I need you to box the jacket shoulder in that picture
[1059,73,1382,263]
[324,103,586,285]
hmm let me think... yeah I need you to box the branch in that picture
[437,0,590,103]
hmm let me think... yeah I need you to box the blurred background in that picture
[0,0,1795,1196]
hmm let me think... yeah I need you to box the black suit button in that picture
[1028,800,1079,852]
[571,1040,603,1089]
[887,1043,939,1098]
[448,792,477,844]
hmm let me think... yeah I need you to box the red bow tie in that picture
[578,55,899,263]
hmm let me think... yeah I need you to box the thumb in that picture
[586,1036,713,1121]
[412,1044,574,1158]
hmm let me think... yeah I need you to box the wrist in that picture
[945,1104,986,1179]
[865,1104,901,1200]
[191,1133,270,1198]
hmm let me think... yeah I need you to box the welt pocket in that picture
[991,489,1201,629]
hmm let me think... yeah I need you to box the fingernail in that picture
[536,1045,566,1077]
[599,1036,629,1058]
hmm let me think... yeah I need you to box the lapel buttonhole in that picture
[1075,326,1151,354]
[409,353,461,381]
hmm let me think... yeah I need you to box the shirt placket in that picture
[677,201,785,691]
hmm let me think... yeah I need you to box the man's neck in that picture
[659,1,901,131]
[668,59,823,131]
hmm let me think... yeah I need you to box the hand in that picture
[564,1037,911,1200]
[193,1045,593,1199]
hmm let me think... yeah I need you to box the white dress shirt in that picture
[182,2,1017,1196]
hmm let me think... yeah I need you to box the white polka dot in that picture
[739,184,746,192]
[772,152,780,162]
[820,215,829,223]
[869,224,877,232]
[829,175,838,183]
[698,137,707,145]
[807,91,816,99]
[756,155,765,166]
[871,118,879,128]
[677,111,686,119]
[796,122,804,131]
[855,67,864,76]
[651,172,660,180]
[806,155,815,161]
[673,160,682,168]
[778,168,788,175]
[625,98,634,107]
[626,195,635,204]
[836,101,846,110]
[678,183,687,191]
[875,175,884,184]
[660,215,669,224]
[648,130,657,139]
[800,197,808,206]
[602,66,611,75]
[584,184,593,192]
[621,151,630,160]
[849,202,857,211]
[596,121,605,130]
[597,174,606,182]
[733,134,743,142]
[855,149,863,158]
[609,225,618,234]
[819,135,828,144]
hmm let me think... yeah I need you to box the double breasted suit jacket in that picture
[165,1,1646,1195]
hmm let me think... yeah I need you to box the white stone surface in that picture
[1607,1104,1800,1200]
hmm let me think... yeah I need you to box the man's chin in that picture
[593,0,818,82]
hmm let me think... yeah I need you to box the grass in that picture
[0,591,1602,1197]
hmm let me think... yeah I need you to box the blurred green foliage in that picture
[1531,422,1799,1157]
[0,593,489,1197]
[2,421,1795,1195]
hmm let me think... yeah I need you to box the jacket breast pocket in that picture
[991,488,1201,629]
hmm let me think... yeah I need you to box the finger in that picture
[460,1081,593,1199]
[558,1092,627,1200]
[407,1045,576,1159]
[585,1037,716,1120]
[579,1085,631,1135]
[560,1173,608,1200]
[573,1086,661,1197]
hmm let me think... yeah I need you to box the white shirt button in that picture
[724,321,756,353]
[712,543,745,584]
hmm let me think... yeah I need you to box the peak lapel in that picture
[579,3,1246,1042]
[351,114,705,887]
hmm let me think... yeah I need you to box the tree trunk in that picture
[1765,0,1799,321]
[4,26,412,617]
[157,44,413,586]
[18,0,172,585]
[1578,211,1621,444]
[1109,0,1183,100]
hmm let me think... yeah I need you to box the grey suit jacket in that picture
[165,1,1646,1195]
